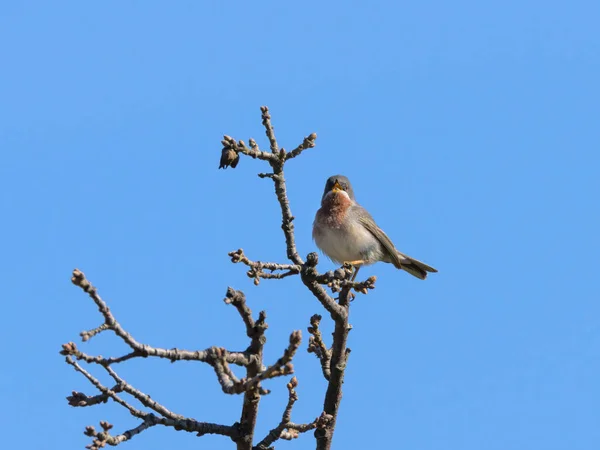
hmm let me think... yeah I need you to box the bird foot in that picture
[342,260,366,282]
[343,260,366,267]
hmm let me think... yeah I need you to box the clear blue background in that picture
[1,2,599,449]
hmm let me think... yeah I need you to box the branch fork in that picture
[66,107,378,450]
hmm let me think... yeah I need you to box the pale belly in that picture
[313,219,382,265]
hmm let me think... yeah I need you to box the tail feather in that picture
[397,252,438,280]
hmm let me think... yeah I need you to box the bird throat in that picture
[321,192,353,227]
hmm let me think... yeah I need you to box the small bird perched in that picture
[313,175,437,280]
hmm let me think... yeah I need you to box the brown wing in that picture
[357,212,404,269]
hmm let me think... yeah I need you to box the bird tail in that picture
[396,252,438,280]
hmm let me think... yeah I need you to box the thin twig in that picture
[307,314,332,380]
[80,323,109,342]
[66,356,145,418]
[260,106,279,154]
[222,135,273,162]
[244,330,301,392]
[84,417,157,449]
[254,377,331,450]
[222,107,366,450]
[228,248,301,285]
[67,106,374,450]
[70,269,250,366]
[67,357,236,446]
[286,133,317,161]
[67,390,112,407]
[105,365,184,420]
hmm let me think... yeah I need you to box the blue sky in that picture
[1,1,599,449]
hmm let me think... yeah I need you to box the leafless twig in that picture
[65,106,378,450]
[222,106,377,450]
[63,270,302,449]
[307,314,332,380]
[254,377,332,450]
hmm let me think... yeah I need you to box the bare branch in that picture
[67,390,112,407]
[224,287,257,340]
[315,287,353,450]
[220,107,370,449]
[254,377,331,450]
[67,357,236,446]
[229,248,301,285]
[70,269,250,366]
[83,419,155,449]
[232,287,267,450]
[300,254,345,320]
[66,106,379,450]
[221,135,273,163]
[208,346,246,395]
[286,133,317,161]
[244,330,301,392]
[61,343,143,366]
[307,314,332,380]
[220,107,317,265]
[80,323,109,342]
[83,414,237,449]
[66,356,145,418]
[314,268,377,294]
[104,365,184,420]
[260,106,279,154]
[269,167,303,265]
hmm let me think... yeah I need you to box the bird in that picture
[312,175,437,280]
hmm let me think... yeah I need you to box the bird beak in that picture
[332,181,343,192]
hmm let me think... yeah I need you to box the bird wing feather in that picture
[357,212,404,269]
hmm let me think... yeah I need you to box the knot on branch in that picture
[305,252,319,267]
[316,412,334,429]
[208,346,227,360]
[280,429,299,441]
[255,311,268,334]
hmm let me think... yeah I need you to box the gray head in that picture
[322,175,355,201]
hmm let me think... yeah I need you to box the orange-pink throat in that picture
[318,191,353,227]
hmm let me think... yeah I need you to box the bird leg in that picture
[345,260,367,266]
[343,260,366,282]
